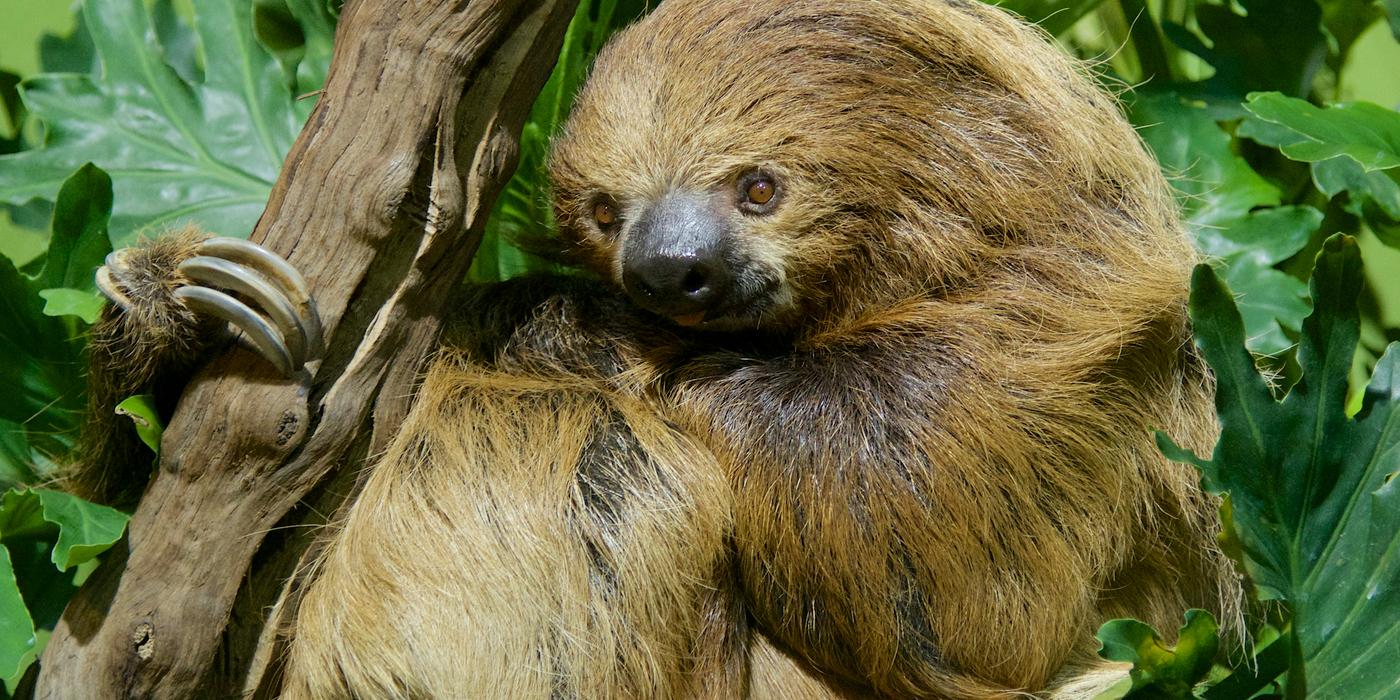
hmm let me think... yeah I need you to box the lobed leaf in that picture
[1162,236,1400,699]
[1096,610,1220,699]
[1131,93,1312,355]
[0,0,321,245]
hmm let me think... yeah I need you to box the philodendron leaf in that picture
[0,545,36,680]
[0,0,312,244]
[0,165,117,485]
[39,288,105,324]
[33,489,127,571]
[1237,93,1400,246]
[1160,235,1400,699]
[1096,610,1220,699]
[1242,93,1400,172]
[1210,206,1321,356]
[36,162,114,294]
[0,487,128,685]
[1130,93,1281,235]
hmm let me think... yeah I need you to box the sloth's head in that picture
[548,0,1188,334]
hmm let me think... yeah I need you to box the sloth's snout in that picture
[622,191,734,324]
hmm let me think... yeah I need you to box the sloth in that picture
[78,0,1241,697]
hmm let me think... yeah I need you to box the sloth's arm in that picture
[672,324,1126,696]
[72,230,322,504]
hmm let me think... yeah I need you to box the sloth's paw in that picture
[97,237,324,376]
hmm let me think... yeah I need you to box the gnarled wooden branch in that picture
[35,0,578,696]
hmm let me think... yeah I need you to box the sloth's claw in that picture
[174,286,296,376]
[95,237,323,377]
[95,253,134,311]
[195,238,324,362]
[177,255,312,369]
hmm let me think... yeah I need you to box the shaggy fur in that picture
[79,0,1241,697]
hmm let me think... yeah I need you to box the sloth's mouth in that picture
[668,275,789,331]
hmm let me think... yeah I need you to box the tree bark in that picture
[35,0,578,696]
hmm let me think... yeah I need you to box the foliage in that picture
[1153,237,1400,699]
[1097,610,1220,698]
[0,0,1399,698]
[0,0,334,245]
[0,489,128,690]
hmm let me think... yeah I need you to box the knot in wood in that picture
[131,622,155,661]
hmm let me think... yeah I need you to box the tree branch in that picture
[35,0,578,696]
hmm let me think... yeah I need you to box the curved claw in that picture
[174,286,295,376]
[95,255,134,311]
[196,238,324,361]
[178,255,311,368]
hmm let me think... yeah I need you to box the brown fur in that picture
[77,1,1240,697]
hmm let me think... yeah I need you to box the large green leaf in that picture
[0,544,36,681]
[1240,92,1400,247]
[0,488,129,687]
[33,489,128,571]
[1243,93,1400,172]
[1096,610,1220,699]
[1160,235,1400,699]
[0,0,314,244]
[471,0,651,282]
[1130,93,1280,234]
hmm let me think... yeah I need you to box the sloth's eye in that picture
[738,172,779,213]
[593,201,619,230]
[747,179,775,205]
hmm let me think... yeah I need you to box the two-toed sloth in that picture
[77,0,1241,697]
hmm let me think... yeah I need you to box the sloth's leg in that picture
[73,228,322,504]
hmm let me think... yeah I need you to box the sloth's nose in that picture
[624,249,732,318]
[622,192,734,321]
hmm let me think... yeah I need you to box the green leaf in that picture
[0,0,310,244]
[114,395,163,454]
[0,544,37,681]
[992,0,1111,35]
[36,163,114,293]
[0,253,85,461]
[1129,93,1311,354]
[1130,93,1281,235]
[1161,0,1325,100]
[1097,610,1220,698]
[39,288,105,324]
[33,489,127,571]
[0,165,119,484]
[1243,93,1400,172]
[1162,236,1400,699]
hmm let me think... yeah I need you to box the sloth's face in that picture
[565,168,802,333]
